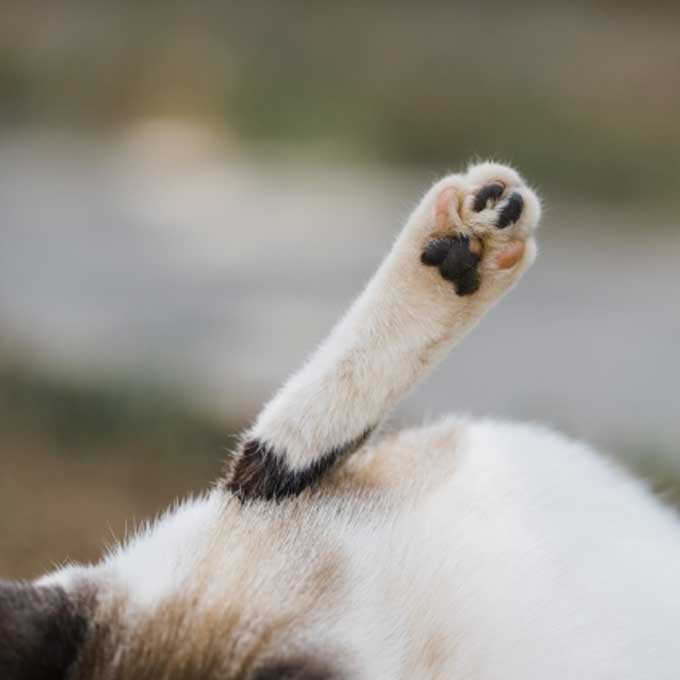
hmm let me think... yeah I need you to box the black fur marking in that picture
[496,192,524,229]
[472,182,504,212]
[421,235,481,296]
[252,658,339,679]
[0,581,87,680]
[228,427,374,501]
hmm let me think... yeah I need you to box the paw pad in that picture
[472,183,525,230]
[496,192,524,229]
[472,182,504,212]
[421,236,481,296]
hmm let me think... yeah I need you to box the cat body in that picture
[2,162,679,679]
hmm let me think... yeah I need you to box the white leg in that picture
[227,162,541,500]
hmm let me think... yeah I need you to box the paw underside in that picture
[420,183,525,296]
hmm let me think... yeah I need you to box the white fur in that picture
[43,163,680,678]
[48,418,680,678]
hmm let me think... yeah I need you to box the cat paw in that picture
[420,162,541,296]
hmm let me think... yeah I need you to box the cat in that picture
[2,162,679,680]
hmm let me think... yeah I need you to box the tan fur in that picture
[70,502,350,679]
[331,423,463,500]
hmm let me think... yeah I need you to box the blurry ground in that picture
[1,1,679,578]
[0,354,233,579]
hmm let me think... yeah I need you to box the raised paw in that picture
[419,162,541,296]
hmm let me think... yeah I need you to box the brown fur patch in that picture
[422,631,450,677]
[72,588,265,679]
[251,658,338,679]
[70,513,348,680]
[330,421,462,501]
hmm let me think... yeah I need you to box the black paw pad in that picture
[496,192,524,229]
[473,183,504,212]
[421,236,481,296]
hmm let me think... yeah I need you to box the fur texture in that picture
[3,162,680,679]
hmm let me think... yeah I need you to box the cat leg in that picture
[226,162,541,500]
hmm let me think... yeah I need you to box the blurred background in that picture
[1,1,679,578]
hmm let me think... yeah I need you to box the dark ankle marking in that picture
[227,427,374,501]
